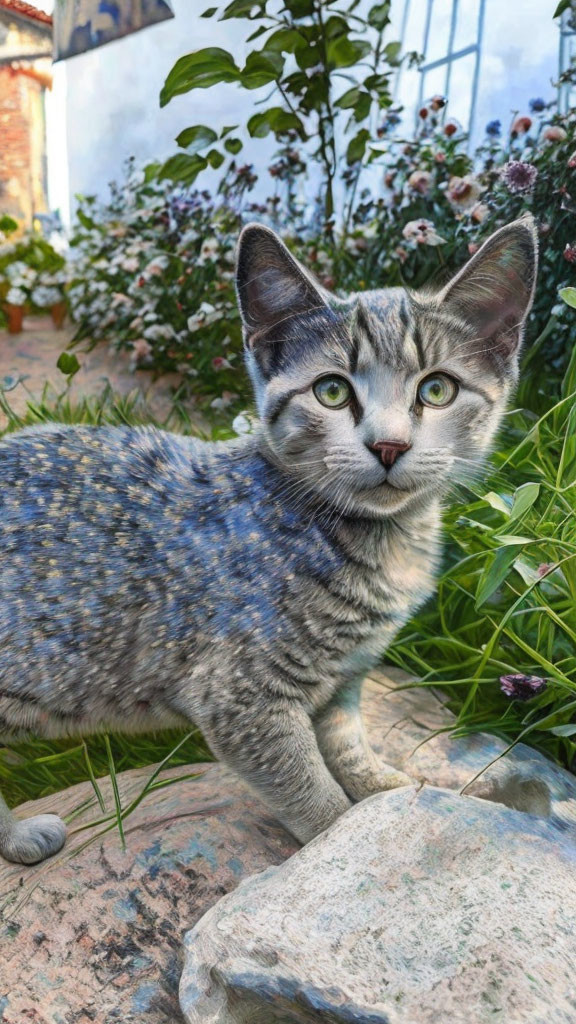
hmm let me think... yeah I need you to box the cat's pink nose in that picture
[369,440,412,467]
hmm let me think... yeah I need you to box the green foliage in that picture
[67,160,253,415]
[159,0,404,226]
[388,342,576,772]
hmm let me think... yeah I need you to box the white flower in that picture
[121,257,140,273]
[232,410,257,435]
[31,285,62,307]
[198,237,219,263]
[6,287,27,305]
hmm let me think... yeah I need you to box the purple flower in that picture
[529,97,546,113]
[500,160,538,194]
[500,674,547,701]
[486,119,501,138]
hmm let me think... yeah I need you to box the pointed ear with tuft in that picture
[235,223,328,342]
[438,216,538,363]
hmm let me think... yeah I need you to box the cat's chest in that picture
[281,513,441,693]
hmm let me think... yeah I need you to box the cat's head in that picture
[235,217,538,518]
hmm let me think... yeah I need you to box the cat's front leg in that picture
[314,679,412,802]
[0,790,67,865]
[199,697,352,844]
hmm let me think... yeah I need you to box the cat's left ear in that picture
[438,215,538,361]
[236,223,328,341]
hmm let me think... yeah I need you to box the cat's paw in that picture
[0,813,67,865]
[374,768,414,792]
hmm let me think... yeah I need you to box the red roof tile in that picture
[0,0,52,26]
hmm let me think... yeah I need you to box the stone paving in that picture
[0,315,186,429]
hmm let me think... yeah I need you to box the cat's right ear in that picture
[236,224,328,342]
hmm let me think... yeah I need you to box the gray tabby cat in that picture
[0,215,537,864]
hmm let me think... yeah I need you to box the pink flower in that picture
[543,124,567,142]
[568,151,576,168]
[500,160,538,194]
[564,244,576,263]
[211,356,232,371]
[468,242,480,255]
[402,219,445,246]
[511,115,532,134]
[443,119,461,137]
[499,674,547,701]
[130,338,153,367]
[447,175,483,210]
[210,390,238,411]
[429,95,446,112]
[470,202,489,224]
[537,562,556,578]
[408,170,432,195]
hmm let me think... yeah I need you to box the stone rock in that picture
[180,785,576,1024]
[2,669,575,1022]
[0,762,297,1023]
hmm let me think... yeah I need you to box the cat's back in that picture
[0,423,210,531]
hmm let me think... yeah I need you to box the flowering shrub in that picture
[325,90,576,377]
[68,163,252,412]
[0,227,67,316]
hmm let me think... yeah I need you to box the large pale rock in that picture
[180,785,576,1024]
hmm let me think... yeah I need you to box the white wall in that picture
[62,0,277,214]
[39,0,562,225]
[395,0,560,146]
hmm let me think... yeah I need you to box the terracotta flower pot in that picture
[3,302,24,334]
[51,300,67,330]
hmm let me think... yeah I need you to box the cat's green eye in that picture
[313,376,352,409]
[417,373,458,409]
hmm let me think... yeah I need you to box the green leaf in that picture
[207,148,225,168]
[265,27,302,53]
[475,545,523,609]
[559,286,576,309]
[353,91,372,122]
[143,161,162,182]
[247,106,304,138]
[221,0,262,16]
[327,36,371,69]
[335,86,360,110]
[224,137,243,153]
[532,701,576,730]
[241,49,284,88]
[483,491,512,516]
[160,48,240,107]
[57,352,80,378]
[175,125,218,153]
[549,724,576,737]
[201,6,218,15]
[246,24,269,42]
[367,2,391,29]
[346,128,371,164]
[554,0,571,16]
[220,125,238,137]
[384,40,402,65]
[159,153,208,185]
[508,482,540,522]
[0,215,18,234]
[76,208,98,231]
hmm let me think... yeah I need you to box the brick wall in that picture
[0,65,48,226]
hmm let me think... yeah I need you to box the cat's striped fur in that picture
[0,217,537,863]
